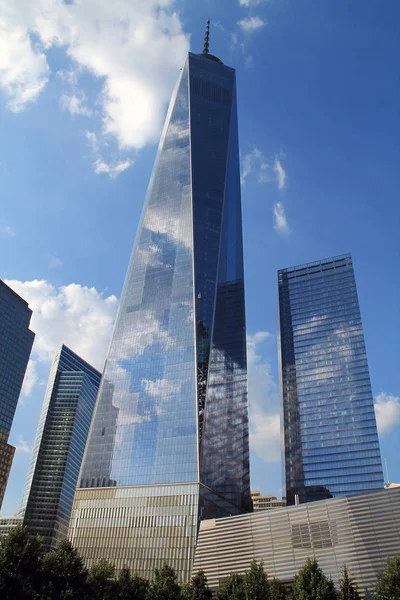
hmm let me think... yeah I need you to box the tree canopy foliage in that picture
[0,526,396,600]
[291,558,337,600]
[374,555,400,600]
[338,566,360,600]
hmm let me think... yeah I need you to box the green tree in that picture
[0,525,43,600]
[243,560,269,600]
[181,570,212,600]
[88,559,117,600]
[291,558,337,600]
[42,538,88,600]
[149,563,181,600]
[216,573,246,600]
[374,555,400,600]
[269,578,287,600]
[338,566,360,600]
[117,567,149,600]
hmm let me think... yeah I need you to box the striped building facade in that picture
[194,487,400,598]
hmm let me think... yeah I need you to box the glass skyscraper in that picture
[69,46,250,580]
[278,254,384,506]
[0,280,35,508]
[21,345,101,551]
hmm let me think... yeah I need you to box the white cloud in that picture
[274,156,286,189]
[273,202,290,235]
[244,55,254,69]
[247,331,281,463]
[238,16,267,33]
[85,131,133,178]
[241,149,291,236]
[241,148,286,189]
[0,223,16,237]
[21,359,39,398]
[241,147,269,185]
[0,0,189,158]
[0,21,49,112]
[4,280,118,377]
[375,392,400,436]
[85,131,99,152]
[57,68,79,86]
[239,0,263,5]
[94,158,133,179]
[60,91,92,117]
[15,435,32,455]
[46,253,63,269]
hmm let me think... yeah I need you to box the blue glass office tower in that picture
[0,280,35,508]
[69,47,250,580]
[278,254,384,506]
[21,345,101,551]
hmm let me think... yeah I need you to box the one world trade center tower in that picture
[69,29,251,581]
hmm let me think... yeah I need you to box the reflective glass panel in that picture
[278,255,384,505]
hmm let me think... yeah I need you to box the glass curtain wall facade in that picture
[0,280,35,508]
[69,50,250,581]
[21,345,101,551]
[278,254,383,506]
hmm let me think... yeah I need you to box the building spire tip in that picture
[202,19,210,56]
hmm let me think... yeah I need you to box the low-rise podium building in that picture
[194,487,400,598]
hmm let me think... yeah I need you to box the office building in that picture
[0,516,23,537]
[0,443,15,509]
[69,34,250,581]
[21,345,101,551]
[278,254,383,505]
[0,280,35,508]
[194,487,400,599]
[251,490,286,511]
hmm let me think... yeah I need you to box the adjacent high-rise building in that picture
[278,254,384,505]
[0,280,35,508]
[69,39,250,581]
[21,345,101,551]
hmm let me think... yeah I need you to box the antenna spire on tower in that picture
[203,19,210,56]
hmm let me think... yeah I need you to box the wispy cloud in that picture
[273,202,290,235]
[239,0,264,5]
[86,131,99,153]
[60,91,92,117]
[375,392,400,436]
[85,131,133,179]
[94,158,133,179]
[241,147,286,189]
[241,147,269,184]
[15,435,32,455]
[46,253,63,269]
[274,156,286,190]
[244,55,254,69]
[238,16,267,33]
[241,148,290,234]
[0,223,16,237]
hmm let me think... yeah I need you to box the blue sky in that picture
[1,0,399,515]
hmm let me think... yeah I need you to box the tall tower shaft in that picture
[69,51,250,580]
